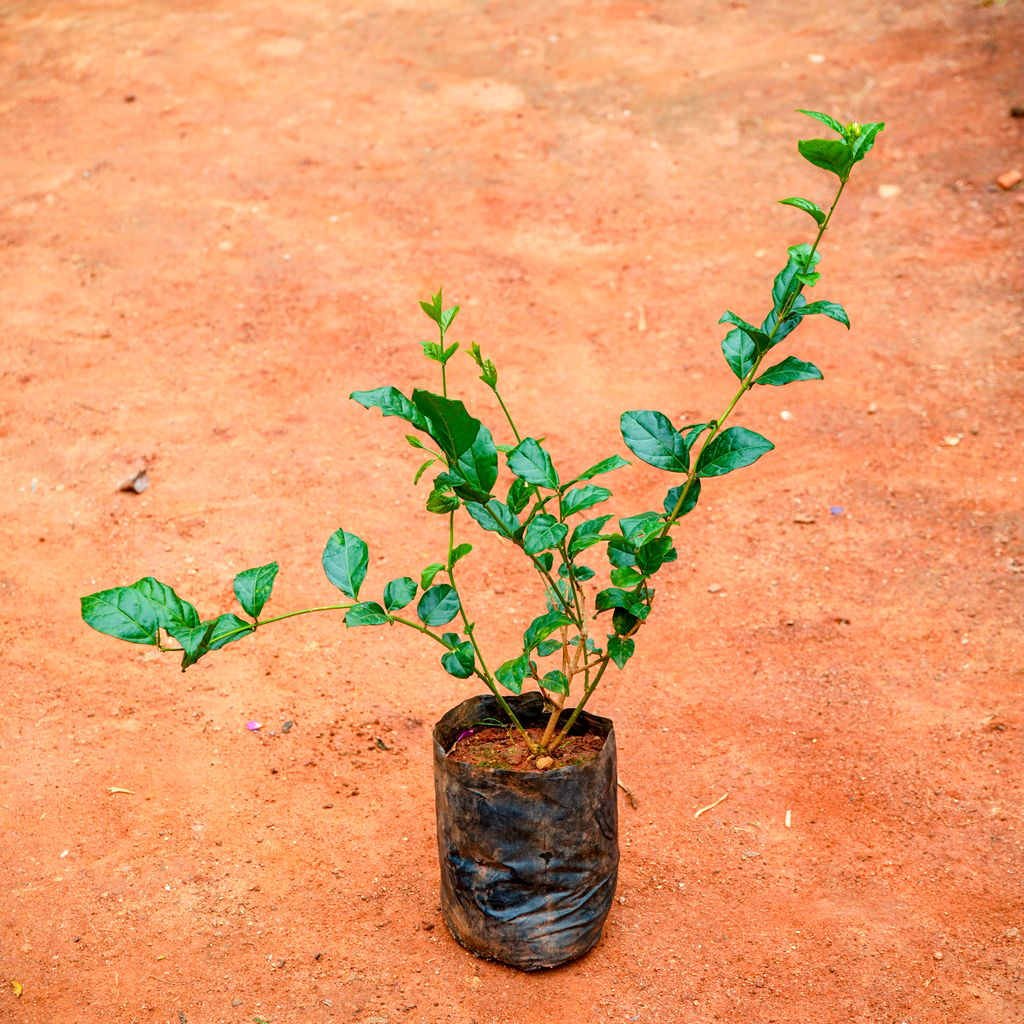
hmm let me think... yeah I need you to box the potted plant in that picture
[81,111,883,970]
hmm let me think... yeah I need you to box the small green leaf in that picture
[610,566,645,588]
[606,536,637,569]
[722,329,757,380]
[560,563,595,582]
[322,529,369,600]
[233,562,279,619]
[697,427,774,478]
[620,410,689,473]
[345,602,390,627]
[568,515,612,557]
[420,563,445,589]
[567,454,630,485]
[413,458,436,485]
[612,607,640,637]
[441,640,475,679]
[663,478,702,520]
[405,434,427,450]
[465,499,520,538]
[523,513,568,555]
[535,639,562,657]
[718,312,770,353]
[683,422,713,452]
[449,543,473,569]
[350,386,429,432]
[496,654,530,694]
[468,342,498,387]
[778,196,826,226]
[787,299,850,328]
[636,536,676,575]
[851,121,885,164]
[171,620,217,670]
[426,488,461,514]
[619,512,662,545]
[607,636,635,669]
[81,586,161,645]
[383,577,417,612]
[524,609,574,652]
[540,670,569,695]
[754,357,823,387]
[561,484,611,517]
[507,437,560,489]
[206,613,255,651]
[796,109,846,135]
[421,340,444,362]
[596,587,647,616]
[441,341,459,362]
[506,477,530,516]
[417,584,461,627]
[535,551,554,572]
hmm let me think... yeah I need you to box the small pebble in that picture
[934,951,944,961]
[996,169,1022,190]
[707,583,722,594]
[877,183,902,198]
[535,756,554,770]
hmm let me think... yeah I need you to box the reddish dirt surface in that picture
[2,2,1023,1022]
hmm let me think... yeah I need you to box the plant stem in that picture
[549,655,612,752]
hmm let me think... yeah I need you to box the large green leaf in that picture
[411,390,498,498]
[697,427,774,478]
[132,577,200,631]
[417,584,461,626]
[798,138,854,180]
[232,562,279,619]
[507,437,559,489]
[755,356,823,387]
[465,498,520,538]
[523,609,574,651]
[523,514,568,555]
[560,484,611,517]
[81,585,162,645]
[568,514,612,556]
[636,536,676,574]
[722,328,757,380]
[322,529,369,600]
[383,576,417,611]
[620,410,689,473]
[350,386,428,431]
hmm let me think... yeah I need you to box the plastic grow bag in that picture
[432,691,619,970]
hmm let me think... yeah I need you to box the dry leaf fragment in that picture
[12,980,24,997]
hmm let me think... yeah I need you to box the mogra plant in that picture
[82,111,884,759]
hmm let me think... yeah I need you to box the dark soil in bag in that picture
[432,692,619,971]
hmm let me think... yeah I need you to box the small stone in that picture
[707,583,722,593]
[231,999,242,1007]
[996,169,1022,190]
[933,951,944,960]
[793,514,816,524]
[535,756,554,770]
[742,850,761,859]
[877,183,902,198]
[1005,927,1019,938]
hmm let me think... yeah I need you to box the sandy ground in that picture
[2,1,1023,1022]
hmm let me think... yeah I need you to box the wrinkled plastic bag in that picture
[433,692,619,970]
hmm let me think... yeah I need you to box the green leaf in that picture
[607,636,635,670]
[606,536,636,569]
[636,536,676,574]
[568,515,612,557]
[697,427,774,478]
[719,311,770,353]
[171,620,217,670]
[797,138,854,181]
[383,576,417,612]
[778,196,826,226]
[722,328,757,380]
[421,340,444,362]
[420,563,445,589]
[464,499,520,538]
[233,562,279,619]
[412,390,498,497]
[610,566,645,588]
[417,584,461,627]
[535,639,562,657]
[787,300,850,328]
[663,478,702,520]
[524,609,574,651]
[612,607,640,637]
[322,529,369,600]
[851,121,885,164]
[426,488,460,514]
[596,587,648,616]
[496,654,530,694]
[82,585,161,645]
[345,601,390,627]
[540,670,569,696]
[420,290,459,333]
[561,484,611,517]
[468,342,498,387]
[506,477,530,515]
[449,543,473,569]
[770,247,820,317]
[567,454,630,485]
[561,563,595,582]
[535,551,554,572]
[207,613,255,650]
[683,422,713,453]
[413,458,436,485]
[796,109,846,136]
[350,386,429,432]
[619,512,662,545]
[131,577,201,631]
[523,514,568,555]
[441,640,475,679]
[754,356,823,386]
[405,434,427,450]
[507,437,559,489]
[620,410,689,473]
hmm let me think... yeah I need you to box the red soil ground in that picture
[2,2,1022,1022]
